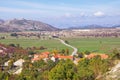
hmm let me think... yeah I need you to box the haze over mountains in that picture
[68,24,120,30]
[0,18,120,32]
[0,19,58,32]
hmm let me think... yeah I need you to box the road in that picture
[56,38,78,56]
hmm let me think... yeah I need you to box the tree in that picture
[61,49,65,55]
[66,49,69,55]
[89,55,109,77]
[0,72,10,80]
[74,59,94,80]
[65,40,69,44]
[49,59,75,80]
[46,59,56,70]
[0,71,4,80]
[84,50,90,55]
[9,44,16,47]
[52,49,58,55]
[33,60,46,70]
[10,33,18,37]
[39,46,46,50]
[77,52,84,58]
[8,59,14,70]
[111,48,120,59]
[28,50,35,55]
[16,44,20,48]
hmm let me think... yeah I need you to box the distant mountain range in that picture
[0,19,4,24]
[0,19,59,32]
[68,24,120,30]
[0,18,120,32]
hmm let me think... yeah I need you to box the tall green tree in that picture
[49,59,75,80]
[74,59,94,80]
[89,55,109,77]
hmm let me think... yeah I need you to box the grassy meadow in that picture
[0,33,120,54]
[0,33,73,53]
[65,38,120,54]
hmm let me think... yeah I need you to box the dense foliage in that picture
[0,43,120,80]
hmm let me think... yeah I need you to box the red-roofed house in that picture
[51,54,73,62]
[54,55,73,60]
[86,53,108,59]
[32,52,50,62]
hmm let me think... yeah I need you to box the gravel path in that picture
[56,38,78,56]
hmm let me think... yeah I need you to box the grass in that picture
[65,38,120,54]
[0,38,73,53]
[0,33,120,54]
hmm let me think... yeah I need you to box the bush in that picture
[65,40,69,44]
[10,33,18,37]
[28,51,35,55]
[9,44,16,47]
[84,50,90,55]
[39,46,47,50]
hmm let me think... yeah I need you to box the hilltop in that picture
[0,19,59,32]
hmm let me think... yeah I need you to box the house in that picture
[54,55,73,60]
[0,46,7,56]
[13,59,25,67]
[4,60,11,66]
[86,53,108,59]
[73,58,80,65]
[32,52,50,62]
[50,55,73,62]
[99,54,109,59]
[51,56,56,62]
[0,50,3,53]
[13,67,23,75]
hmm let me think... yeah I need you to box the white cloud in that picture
[94,11,105,17]
[64,13,72,17]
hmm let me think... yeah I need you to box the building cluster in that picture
[31,52,73,62]
[31,51,109,64]
[14,28,120,38]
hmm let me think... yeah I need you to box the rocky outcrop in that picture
[98,61,120,80]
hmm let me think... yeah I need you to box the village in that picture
[13,28,120,39]
[0,42,109,75]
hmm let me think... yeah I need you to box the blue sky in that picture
[0,0,120,28]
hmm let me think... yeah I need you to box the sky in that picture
[0,0,120,28]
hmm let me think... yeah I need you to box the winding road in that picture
[56,38,78,56]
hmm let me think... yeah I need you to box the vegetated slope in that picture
[99,61,120,80]
[0,18,58,32]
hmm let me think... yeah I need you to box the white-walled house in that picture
[51,56,56,62]
[4,60,11,66]
[13,59,25,67]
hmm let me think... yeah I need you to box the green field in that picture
[65,38,120,54]
[0,33,120,54]
[0,38,73,53]
[0,33,74,53]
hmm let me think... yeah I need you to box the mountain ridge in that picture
[0,18,59,32]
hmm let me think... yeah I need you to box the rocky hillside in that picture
[0,19,58,32]
[98,60,120,80]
